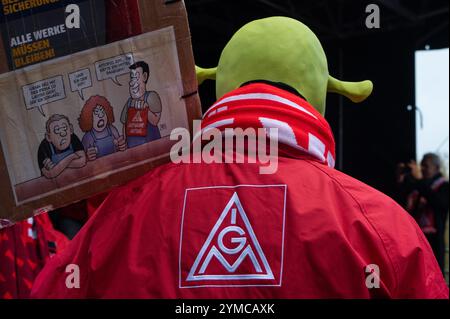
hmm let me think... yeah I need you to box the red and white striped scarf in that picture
[201,83,336,168]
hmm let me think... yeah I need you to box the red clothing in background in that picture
[0,214,68,299]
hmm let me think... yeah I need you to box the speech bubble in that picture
[22,75,66,116]
[95,53,134,86]
[68,68,92,100]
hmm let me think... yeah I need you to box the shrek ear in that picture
[195,66,217,85]
[327,76,373,103]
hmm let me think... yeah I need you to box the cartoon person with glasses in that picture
[37,114,86,179]
[79,95,126,161]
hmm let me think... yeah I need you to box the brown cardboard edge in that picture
[0,32,16,219]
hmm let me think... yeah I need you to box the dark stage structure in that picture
[186,0,449,197]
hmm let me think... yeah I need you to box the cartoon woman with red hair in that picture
[78,95,126,161]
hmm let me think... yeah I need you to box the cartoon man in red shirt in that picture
[120,61,162,148]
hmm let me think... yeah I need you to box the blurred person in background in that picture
[396,153,449,274]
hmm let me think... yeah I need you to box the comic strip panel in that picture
[0,27,188,205]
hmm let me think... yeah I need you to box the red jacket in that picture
[0,213,68,299]
[31,84,448,298]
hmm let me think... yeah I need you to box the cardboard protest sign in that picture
[0,0,201,224]
[0,0,106,70]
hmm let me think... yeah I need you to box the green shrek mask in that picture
[196,16,373,115]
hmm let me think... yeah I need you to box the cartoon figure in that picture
[120,61,162,148]
[79,95,126,161]
[37,114,86,179]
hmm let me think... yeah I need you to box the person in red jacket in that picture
[31,17,448,298]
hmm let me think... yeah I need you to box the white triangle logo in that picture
[186,192,274,281]
[132,111,143,123]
